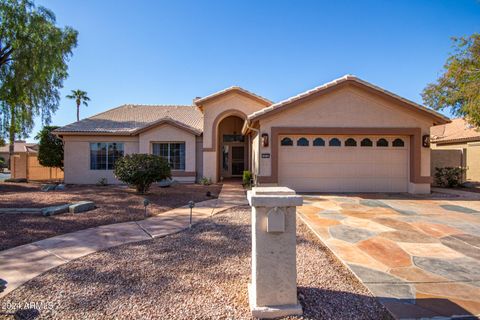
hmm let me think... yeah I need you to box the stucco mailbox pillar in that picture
[247,186,303,318]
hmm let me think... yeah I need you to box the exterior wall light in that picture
[422,135,430,148]
[261,133,269,147]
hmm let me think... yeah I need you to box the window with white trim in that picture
[90,142,124,170]
[152,142,185,170]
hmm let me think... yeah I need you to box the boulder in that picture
[41,184,57,192]
[158,178,173,188]
[55,184,66,191]
[69,201,96,213]
[41,204,69,216]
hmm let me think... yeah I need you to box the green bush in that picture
[434,167,466,187]
[243,170,252,188]
[36,126,64,169]
[0,157,5,169]
[199,177,212,185]
[114,154,171,194]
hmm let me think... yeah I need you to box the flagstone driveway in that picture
[298,193,480,319]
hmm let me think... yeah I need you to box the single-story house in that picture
[54,75,449,193]
[431,118,480,182]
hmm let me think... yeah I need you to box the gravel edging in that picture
[0,207,391,320]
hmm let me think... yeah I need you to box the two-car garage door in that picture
[278,135,409,192]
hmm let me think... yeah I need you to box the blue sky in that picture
[28,0,480,142]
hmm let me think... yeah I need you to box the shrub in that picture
[243,170,252,187]
[0,157,5,169]
[199,177,212,185]
[35,126,64,170]
[114,154,171,194]
[434,167,466,187]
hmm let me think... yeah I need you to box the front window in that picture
[90,142,124,170]
[152,142,185,170]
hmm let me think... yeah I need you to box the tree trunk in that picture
[8,105,15,170]
[77,102,80,122]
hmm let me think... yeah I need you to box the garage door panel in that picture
[278,135,409,192]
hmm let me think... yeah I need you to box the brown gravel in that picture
[0,182,221,251]
[0,207,391,320]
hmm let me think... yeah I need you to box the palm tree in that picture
[66,90,90,122]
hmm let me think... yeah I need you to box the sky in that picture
[27,0,480,142]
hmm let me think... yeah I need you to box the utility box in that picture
[247,186,303,318]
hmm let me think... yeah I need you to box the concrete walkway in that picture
[0,181,247,298]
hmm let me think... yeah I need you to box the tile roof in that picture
[0,141,37,153]
[247,75,450,124]
[431,118,480,144]
[194,86,272,106]
[55,104,203,135]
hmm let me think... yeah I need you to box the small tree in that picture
[35,126,63,169]
[114,154,171,194]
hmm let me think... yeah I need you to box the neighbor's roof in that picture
[431,118,480,144]
[0,141,37,153]
[194,86,272,106]
[247,75,450,125]
[54,105,203,136]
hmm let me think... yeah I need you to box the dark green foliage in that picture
[35,126,63,169]
[434,167,466,187]
[242,170,252,188]
[0,156,5,168]
[0,0,78,149]
[423,34,480,127]
[114,154,171,194]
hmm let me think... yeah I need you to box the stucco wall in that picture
[432,141,480,182]
[138,123,196,174]
[201,92,267,182]
[63,135,139,184]
[257,86,434,191]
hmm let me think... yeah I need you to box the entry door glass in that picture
[231,146,244,176]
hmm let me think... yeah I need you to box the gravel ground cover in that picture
[0,182,221,251]
[0,207,391,320]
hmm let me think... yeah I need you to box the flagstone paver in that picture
[0,181,246,298]
[298,192,480,319]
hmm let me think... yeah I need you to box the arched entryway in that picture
[217,115,248,180]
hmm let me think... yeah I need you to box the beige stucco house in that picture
[55,75,449,193]
[431,118,480,182]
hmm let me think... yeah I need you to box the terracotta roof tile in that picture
[55,105,203,135]
[431,118,480,144]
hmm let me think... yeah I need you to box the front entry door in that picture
[222,145,245,178]
[231,146,245,176]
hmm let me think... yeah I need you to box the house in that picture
[431,118,480,182]
[54,75,449,193]
[0,141,64,180]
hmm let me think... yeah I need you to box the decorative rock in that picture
[158,178,173,188]
[41,184,57,192]
[69,201,95,213]
[55,184,66,191]
[41,204,70,216]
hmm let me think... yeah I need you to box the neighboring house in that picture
[55,75,449,193]
[0,141,36,170]
[431,118,480,182]
[0,142,64,181]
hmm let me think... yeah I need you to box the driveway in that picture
[298,193,480,319]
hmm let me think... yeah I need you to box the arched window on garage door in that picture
[329,138,341,147]
[361,138,373,147]
[297,137,309,146]
[281,137,293,146]
[377,138,389,147]
[393,138,405,147]
[313,138,325,146]
[345,138,357,147]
